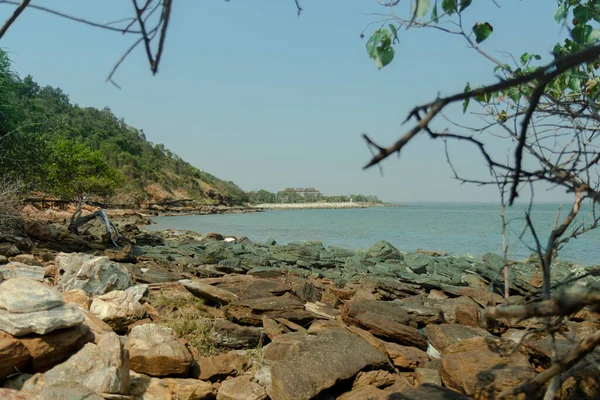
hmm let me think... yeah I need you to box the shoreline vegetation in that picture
[0,210,598,399]
[250,201,399,210]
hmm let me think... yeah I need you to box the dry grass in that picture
[0,177,23,234]
[148,289,217,357]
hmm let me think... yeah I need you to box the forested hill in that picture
[0,50,248,207]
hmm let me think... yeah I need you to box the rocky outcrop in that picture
[90,290,146,333]
[56,253,133,295]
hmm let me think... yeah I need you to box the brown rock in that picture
[414,368,441,386]
[387,383,470,399]
[9,254,43,267]
[216,375,267,400]
[455,302,480,327]
[262,332,310,364]
[383,342,429,370]
[181,279,239,305]
[344,325,388,356]
[80,307,114,344]
[19,323,93,373]
[320,290,342,308]
[197,350,250,382]
[440,285,503,307]
[0,388,29,400]
[262,316,284,339]
[440,337,536,399]
[62,289,91,310]
[422,324,491,355]
[353,370,397,389]
[129,372,177,399]
[127,323,193,377]
[225,295,315,327]
[212,319,264,349]
[0,331,31,381]
[24,221,59,242]
[385,376,414,394]
[338,385,387,400]
[161,377,214,400]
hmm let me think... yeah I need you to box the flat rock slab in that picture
[388,383,470,400]
[225,295,316,327]
[0,263,45,281]
[0,278,63,313]
[217,375,267,400]
[161,378,214,400]
[383,342,430,370]
[197,350,250,382]
[0,303,84,337]
[211,319,264,349]
[180,279,239,305]
[268,327,390,400]
[422,324,491,355]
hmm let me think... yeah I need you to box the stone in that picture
[268,327,390,400]
[23,221,59,242]
[81,308,114,344]
[225,295,314,327]
[0,331,31,381]
[211,319,264,349]
[0,255,7,265]
[90,290,147,334]
[247,267,282,279]
[9,254,43,267]
[342,300,427,350]
[304,302,339,319]
[422,324,491,355]
[129,372,176,399]
[353,370,397,389]
[387,384,470,399]
[414,368,441,386]
[0,262,45,281]
[0,303,84,337]
[135,233,165,246]
[127,323,192,377]
[0,278,63,313]
[39,381,103,400]
[105,245,137,263]
[19,323,93,373]
[0,389,29,400]
[383,342,429,370]
[455,302,480,327]
[125,284,150,303]
[138,269,181,283]
[217,375,267,400]
[180,279,239,305]
[338,385,387,400]
[262,316,283,339]
[196,350,250,382]
[0,244,20,257]
[56,253,133,296]
[37,332,130,395]
[62,289,91,310]
[366,241,403,261]
[440,337,536,399]
[161,378,214,400]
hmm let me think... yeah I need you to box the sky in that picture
[0,0,572,202]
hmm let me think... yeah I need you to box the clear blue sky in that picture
[1,0,568,202]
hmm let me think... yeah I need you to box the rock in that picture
[0,255,7,265]
[455,302,480,327]
[127,323,192,377]
[338,385,387,400]
[0,389,29,400]
[90,290,147,334]
[0,244,20,257]
[81,308,114,344]
[19,323,93,373]
[342,300,427,350]
[270,244,321,265]
[138,269,181,283]
[0,331,31,381]
[353,370,397,389]
[129,371,176,399]
[24,221,59,242]
[304,302,339,320]
[35,332,130,395]
[196,350,250,382]
[8,255,41,267]
[247,267,283,279]
[0,303,84,337]
[105,245,137,263]
[180,279,239,305]
[217,375,268,400]
[262,316,284,339]
[225,295,315,327]
[268,327,390,400]
[125,284,150,303]
[0,262,45,281]
[39,381,103,400]
[62,289,91,310]
[383,342,429,370]
[135,233,165,247]
[366,241,403,261]
[0,278,63,313]
[212,319,264,349]
[414,368,441,386]
[422,324,491,355]
[161,378,214,400]
[56,253,133,296]
[440,337,535,399]
[388,383,470,399]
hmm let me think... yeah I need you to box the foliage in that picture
[246,188,381,204]
[0,177,23,234]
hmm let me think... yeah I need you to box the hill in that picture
[0,50,248,207]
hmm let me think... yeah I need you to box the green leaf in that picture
[462,82,471,113]
[473,22,493,43]
[568,74,581,92]
[571,25,599,44]
[573,5,591,24]
[389,24,399,44]
[554,3,569,23]
[442,0,458,15]
[432,0,439,22]
[520,53,530,66]
[459,0,472,12]
[374,46,394,69]
[504,87,521,103]
[413,0,431,19]
[588,29,600,44]
[366,28,395,69]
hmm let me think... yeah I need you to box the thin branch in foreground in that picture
[0,0,30,40]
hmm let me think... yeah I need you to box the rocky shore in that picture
[251,202,400,210]
[0,217,598,399]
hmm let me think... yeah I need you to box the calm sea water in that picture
[148,203,600,266]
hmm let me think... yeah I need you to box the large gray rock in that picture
[0,304,84,337]
[39,382,103,400]
[90,290,146,334]
[56,253,133,295]
[366,241,403,262]
[0,262,45,281]
[267,327,390,400]
[23,332,130,395]
[0,278,63,313]
[127,323,192,377]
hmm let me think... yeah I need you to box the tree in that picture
[362,1,600,397]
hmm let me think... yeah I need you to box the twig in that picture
[0,0,30,40]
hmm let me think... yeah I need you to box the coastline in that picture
[250,202,400,210]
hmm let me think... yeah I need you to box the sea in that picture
[148,203,600,267]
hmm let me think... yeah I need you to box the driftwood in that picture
[68,201,120,247]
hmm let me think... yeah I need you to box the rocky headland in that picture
[0,215,598,399]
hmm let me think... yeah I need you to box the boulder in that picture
[440,337,536,399]
[39,381,103,400]
[387,383,470,399]
[129,371,177,399]
[225,295,315,327]
[366,241,403,261]
[56,253,133,295]
[211,319,264,349]
[90,290,146,334]
[0,331,31,381]
[217,375,268,400]
[268,327,390,400]
[180,279,239,305]
[422,324,491,355]
[61,289,91,310]
[23,221,59,242]
[127,323,192,377]
[0,278,63,313]
[0,262,45,281]
[338,385,387,400]
[415,368,441,386]
[0,389,29,400]
[125,284,150,303]
[383,342,429,370]
[352,370,397,389]
[196,350,250,382]
[19,323,93,373]
[0,304,84,337]
[247,267,283,279]
[135,233,165,246]
[161,378,214,400]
